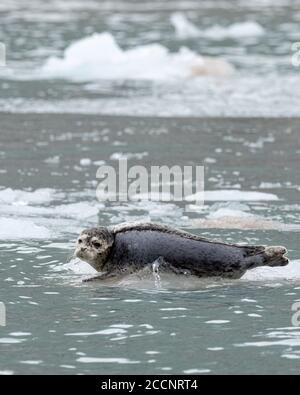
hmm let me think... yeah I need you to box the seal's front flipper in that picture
[152,256,168,273]
[82,272,117,283]
[151,256,192,275]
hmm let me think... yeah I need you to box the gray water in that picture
[0,0,300,116]
[1,0,300,376]
[0,115,300,375]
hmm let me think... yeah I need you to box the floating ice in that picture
[52,202,100,219]
[44,156,60,165]
[170,12,201,39]
[80,158,92,166]
[207,208,253,220]
[202,21,265,40]
[0,188,57,205]
[243,260,300,282]
[58,258,96,275]
[77,357,140,364]
[66,328,127,336]
[0,338,26,344]
[171,13,265,40]
[204,190,279,202]
[20,361,43,365]
[110,152,149,160]
[0,218,51,240]
[0,200,100,220]
[41,32,234,81]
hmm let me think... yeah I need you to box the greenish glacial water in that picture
[1,0,300,376]
[0,115,300,375]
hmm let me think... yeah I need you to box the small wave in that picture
[58,260,230,289]
[61,257,300,288]
[171,12,265,40]
[41,32,234,81]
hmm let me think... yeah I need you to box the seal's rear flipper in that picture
[263,246,289,267]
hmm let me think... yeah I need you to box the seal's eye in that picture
[93,242,101,249]
[78,239,83,244]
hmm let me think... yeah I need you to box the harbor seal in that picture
[75,222,289,281]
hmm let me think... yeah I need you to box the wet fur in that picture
[76,222,289,280]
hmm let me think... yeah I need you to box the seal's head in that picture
[75,227,114,271]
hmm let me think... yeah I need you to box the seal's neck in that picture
[93,244,114,272]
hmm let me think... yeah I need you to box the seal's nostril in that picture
[81,247,87,252]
